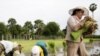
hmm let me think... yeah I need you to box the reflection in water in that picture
[55,41,100,56]
[22,41,100,56]
[89,46,100,56]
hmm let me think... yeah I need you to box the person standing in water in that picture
[66,6,89,56]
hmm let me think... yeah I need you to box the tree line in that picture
[0,18,66,40]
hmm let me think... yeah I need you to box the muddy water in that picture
[22,41,100,56]
[54,41,100,56]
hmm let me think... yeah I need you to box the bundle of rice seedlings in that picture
[83,16,98,35]
[70,16,98,41]
[48,42,55,56]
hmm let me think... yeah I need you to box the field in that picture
[1,38,99,56]
[11,39,64,54]
[11,39,90,53]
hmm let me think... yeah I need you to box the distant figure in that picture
[31,41,48,56]
[0,40,23,56]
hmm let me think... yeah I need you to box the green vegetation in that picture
[11,39,64,53]
[10,38,92,53]
[0,18,65,40]
[48,41,55,56]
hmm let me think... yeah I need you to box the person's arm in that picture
[68,17,85,31]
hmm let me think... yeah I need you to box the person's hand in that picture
[80,17,87,26]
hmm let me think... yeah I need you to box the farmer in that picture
[66,6,89,56]
[31,41,48,56]
[0,40,22,56]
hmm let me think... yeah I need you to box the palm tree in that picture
[8,18,17,39]
[15,24,22,39]
[23,21,33,40]
[8,18,16,26]
[89,3,97,18]
[0,22,6,40]
[89,3,97,44]
[34,19,45,37]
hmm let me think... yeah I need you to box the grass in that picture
[9,38,98,54]
[11,39,64,53]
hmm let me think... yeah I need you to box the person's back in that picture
[0,40,14,54]
[31,45,44,56]
[31,41,48,56]
[35,41,48,56]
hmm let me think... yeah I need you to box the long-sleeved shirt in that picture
[0,40,14,53]
[0,40,18,54]
[66,16,84,42]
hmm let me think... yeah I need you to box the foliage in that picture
[48,42,55,55]
[62,27,67,35]
[57,30,65,37]
[83,16,98,35]
[43,22,60,37]
[23,21,33,33]
[8,18,16,25]
[0,22,7,39]
[89,3,97,12]
[7,18,17,38]
[0,18,74,39]
[15,24,22,35]
[84,35,100,38]
[43,27,51,36]
[34,19,45,36]
[63,41,67,51]
[22,21,34,39]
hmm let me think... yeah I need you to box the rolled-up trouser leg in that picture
[79,41,89,56]
[67,41,79,56]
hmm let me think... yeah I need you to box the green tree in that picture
[7,18,17,39]
[15,24,22,39]
[62,26,67,36]
[0,22,7,40]
[8,18,16,26]
[57,30,65,37]
[23,21,33,40]
[43,22,60,37]
[43,27,51,36]
[89,3,97,18]
[34,19,45,36]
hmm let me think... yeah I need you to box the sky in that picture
[0,0,100,34]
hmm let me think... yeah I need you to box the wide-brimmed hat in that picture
[69,6,89,16]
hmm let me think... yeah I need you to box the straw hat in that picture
[69,6,89,16]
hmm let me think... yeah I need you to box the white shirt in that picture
[0,40,14,53]
[31,45,41,56]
